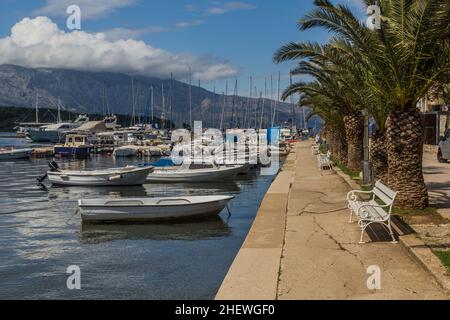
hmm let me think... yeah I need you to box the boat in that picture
[113,145,139,157]
[78,195,234,223]
[146,164,244,183]
[0,148,32,161]
[54,133,92,157]
[28,114,89,143]
[47,165,154,186]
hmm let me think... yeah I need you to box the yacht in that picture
[28,115,89,143]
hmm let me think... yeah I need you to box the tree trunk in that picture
[370,131,388,183]
[332,128,347,165]
[344,112,364,171]
[386,108,429,209]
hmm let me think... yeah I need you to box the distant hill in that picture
[0,64,305,128]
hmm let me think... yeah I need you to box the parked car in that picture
[438,129,450,163]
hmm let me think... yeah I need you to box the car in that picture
[438,129,450,163]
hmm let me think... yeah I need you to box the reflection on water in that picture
[0,134,276,300]
[80,217,231,244]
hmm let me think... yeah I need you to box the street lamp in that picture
[362,109,373,185]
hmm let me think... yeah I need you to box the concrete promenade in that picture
[216,141,448,300]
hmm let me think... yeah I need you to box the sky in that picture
[0,0,366,97]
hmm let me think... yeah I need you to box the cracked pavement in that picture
[277,141,449,300]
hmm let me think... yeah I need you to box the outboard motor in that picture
[37,161,59,184]
[48,161,60,172]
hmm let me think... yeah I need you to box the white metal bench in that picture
[317,151,334,172]
[311,144,320,155]
[347,181,398,244]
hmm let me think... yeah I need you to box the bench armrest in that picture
[347,190,373,202]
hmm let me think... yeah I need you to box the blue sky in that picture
[0,0,365,97]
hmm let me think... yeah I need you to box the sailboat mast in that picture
[130,77,135,126]
[161,82,166,129]
[270,75,274,127]
[170,73,174,130]
[212,85,216,129]
[198,79,201,124]
[150,86,154,128]
[35,92,39,124]
[273,71,280,127]
[188,67,192,129]
[57,97,61,123]
[260,78,267,130]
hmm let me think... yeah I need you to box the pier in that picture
[216,140,449,300]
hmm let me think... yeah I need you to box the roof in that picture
[76,121,107,132]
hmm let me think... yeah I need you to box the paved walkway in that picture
[217,141,448,300]
[423,152,450,211]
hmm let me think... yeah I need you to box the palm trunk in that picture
[386,108,428,209]
[336,130,348,165]
[344,112,363,171]
[328,127,336,156]
[370,131,388,183]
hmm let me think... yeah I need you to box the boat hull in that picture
[79,196,234,223]
[0,149,32,161]
[29,129,64,143]
[146,165,243,183]
[48,167,152,186]
[54,146,91,157]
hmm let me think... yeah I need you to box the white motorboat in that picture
[113,145,139,157]
[78,195,234,223]
[47,166,153,186]
[0,148,32,160]
[146,164,244,183]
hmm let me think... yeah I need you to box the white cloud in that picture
[186,1,257,16]
[194,64,240,81]
[207,2,256,15]
[175,20,204,28]
[0,17,238,81]
[34,0,136,19]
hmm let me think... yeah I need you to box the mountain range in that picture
[0,64,306,128]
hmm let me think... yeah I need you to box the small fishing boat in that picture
[54,133,92,157]
[78,195,234,223]
[0,148,32,160]
[46,164,153,186]
[146,164,244,183]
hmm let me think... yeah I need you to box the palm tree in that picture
[283,0,450,209]
[275,43,365,171]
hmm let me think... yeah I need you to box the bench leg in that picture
[359,227,366,244]
[348,205,354,224]
[387,220,398,244]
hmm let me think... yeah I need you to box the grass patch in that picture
[319,143,328,155]
[332,159,361,180]
[394,206,447,225]
[433,251,450,276]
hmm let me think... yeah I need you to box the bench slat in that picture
[373,187,394,205]
[375,181,396,199]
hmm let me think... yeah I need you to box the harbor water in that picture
[0,133,276,299]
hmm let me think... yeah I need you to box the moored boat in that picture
[78,195,234,223]
[47,165,154,186]
[0,148,32,161]
[146,164,244,183]
[54,133,92,157]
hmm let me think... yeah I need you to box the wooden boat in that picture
[78,195,234,223]
[146,165,244,183]
[0,148,32,160]
[47,166,153,186]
